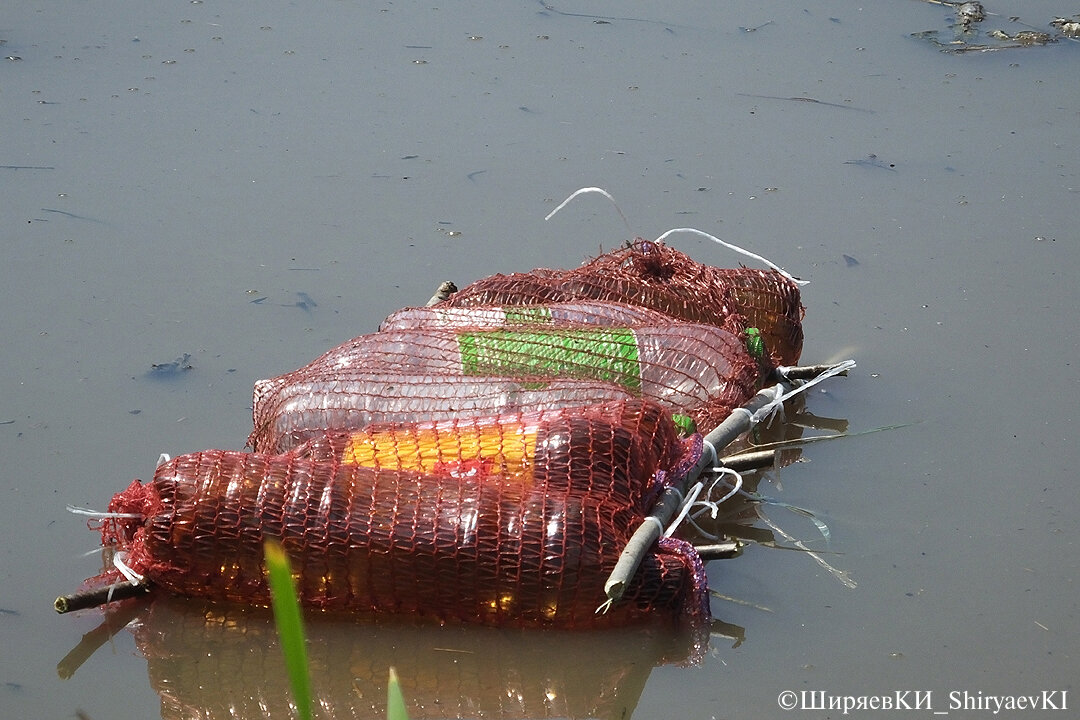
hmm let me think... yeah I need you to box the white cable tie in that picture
[730,407,755,426]
[701,439,718,469]
[546,187,615,220]
[707,468,744,509]
[67,505,142,520]
[643,515,665,536]
[751,388,786,427]
[113,552,145,586]
[664,482,704,538]
[653,227,809,286]
[756,360,857,423]
[544,187,634,237]
[157,452,172,467]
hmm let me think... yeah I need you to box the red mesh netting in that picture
[379,299,677,332]
[70,241,810,634]
[290,398,683,510]
[95,401,707,629]
[249,319,758,453]
[441,240,804,366]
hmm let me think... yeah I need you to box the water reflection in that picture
[80,597,697,720]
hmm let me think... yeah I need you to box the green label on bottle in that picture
[745,327,765,358]
[502,306,553,324]
[671,413,697,436]
[458,328,642,391]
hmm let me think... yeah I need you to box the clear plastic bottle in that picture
[379,300,673,332]
[251,371,641,452]
[251,323,758,451]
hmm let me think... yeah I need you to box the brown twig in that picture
[771,364,850,381]
[55,582,151,614]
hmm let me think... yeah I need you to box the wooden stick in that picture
[603,359,854,606]
[425,281,457,306]
[771,364,850,381]
[603,384,794,603]
[717,449,776,473]
[694,542,741,561]
[55,582,151,614]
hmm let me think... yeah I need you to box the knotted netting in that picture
[441,239,804,366]
[91,400,708,628]
[249,317,758,453]
[379,298,677,332]
[65,237,810,637]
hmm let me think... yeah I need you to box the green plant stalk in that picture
[387,667,411,720]
[264,539,313,720]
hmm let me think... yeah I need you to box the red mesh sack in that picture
[90,403,708,629]
[249,321,758,452]
[443,240,804,366]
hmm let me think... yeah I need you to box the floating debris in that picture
[912,1,1078,52]
[843,154,897,172]
[1050,16,1080,37]
[736,92,873,114]
[145,354,193,380]
[956,2,987,25]
[986,29,1056,45]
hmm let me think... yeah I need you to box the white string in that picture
[642,515,665,536]
[112,552,145,586]
[665,468,745,539]
[698,468,744,512]
[544,189,808,288]
[750,385,787,427]
[544,186,633,236]
[751,360,856,424]
[157,452,171,467]
[653,227,809,286]
[729,407,755,426]
[664,482,704,538]
[67,505,142,520]
[701,439,718,468]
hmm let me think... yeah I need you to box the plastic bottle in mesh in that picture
[442,240,804,366]
[92,413,708,629]
[250,372,644,454]
[250,323,758,451]
[379,300,675,332]
[290,398,683,510]
[314,324,754,407]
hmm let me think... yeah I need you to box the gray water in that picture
[3,1,1078,718]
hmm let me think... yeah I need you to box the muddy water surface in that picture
[2,1,1078,718]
